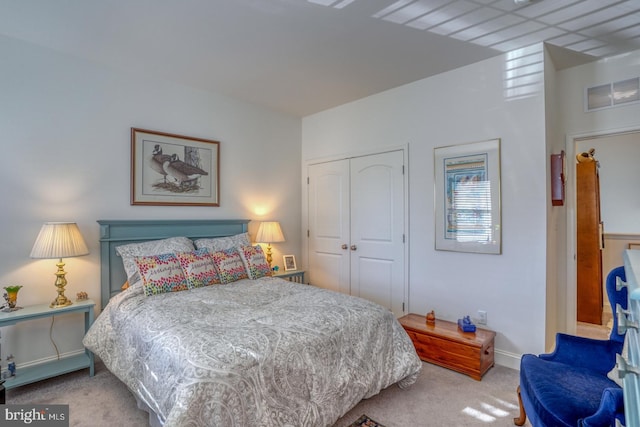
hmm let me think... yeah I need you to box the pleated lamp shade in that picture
[255,221,284,269]
[255,221,285,244]
[30,222,89,259]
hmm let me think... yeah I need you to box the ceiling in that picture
[1,0,639,116]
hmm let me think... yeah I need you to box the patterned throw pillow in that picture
[238,245,272,279]
[210,248,249,284]
[193,233,251,252]
[116,237,195,288]
[134,253,189,296]
[174,248,220,288]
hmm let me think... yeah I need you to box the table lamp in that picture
[30,222,89,308]
[255,221,285,269]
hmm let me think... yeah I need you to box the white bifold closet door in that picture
[307,150,406,317]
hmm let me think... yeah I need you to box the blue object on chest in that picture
[458,316,476,332]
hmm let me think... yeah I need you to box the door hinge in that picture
[402,302,405,312]
[307,176,310,184]
[307,229,310,237]
[403,234,405,243]
[402,165,405,175]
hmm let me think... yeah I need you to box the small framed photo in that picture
[283,255,297,271]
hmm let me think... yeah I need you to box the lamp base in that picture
[265,243,273,269]
[50,258,73,309]
[50,296,73,309]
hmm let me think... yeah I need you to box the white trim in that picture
[495,349,521,371]
[604,233,640,240]
[305,143,410,166]
[404,144,410,316]
[6,349,85,372]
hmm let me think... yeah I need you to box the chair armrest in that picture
[580,387,624,427]
[539,333,622,374]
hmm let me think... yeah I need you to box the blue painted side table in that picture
[273,270,305,283]
[0,299,95,390]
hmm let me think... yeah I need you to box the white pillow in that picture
[115,236,195,288]
[194,233,250,252]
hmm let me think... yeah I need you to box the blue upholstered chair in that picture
[515,266,628,427]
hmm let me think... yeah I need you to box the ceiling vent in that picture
[586,77,640,112]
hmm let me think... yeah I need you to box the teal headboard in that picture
[97,219,250,309]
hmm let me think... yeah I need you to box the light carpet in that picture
[7,360,531,426]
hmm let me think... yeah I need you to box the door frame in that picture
[565,125,640,333]
[302,143,410,316]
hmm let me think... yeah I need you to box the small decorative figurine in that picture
[76,291,88,301]
[576,148,596,163]
[6,355,15,377]
[458,315,476,333]
[272,265,280,272]
[426,310,436,325]
[1,285,23,312]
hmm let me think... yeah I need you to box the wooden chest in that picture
[399,313,496,380]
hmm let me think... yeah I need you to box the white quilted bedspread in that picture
[83,277,421,427]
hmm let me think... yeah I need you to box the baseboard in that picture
[495,349,521,371]
[1,349,86,376]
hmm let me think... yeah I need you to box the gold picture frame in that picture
[131,128,220,206]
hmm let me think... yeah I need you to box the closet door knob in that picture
[350,245,357,251]
[341,244,348,250]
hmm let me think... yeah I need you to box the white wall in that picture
[576,132,640,234]
[0,35,302,369]
[559,49,640,236]
[557,48,640,333]
[558,50,640,139]
[544,46,567,349]
[302,45,549,368]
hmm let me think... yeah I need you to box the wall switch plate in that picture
[477,310,487,325]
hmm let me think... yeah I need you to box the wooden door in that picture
[576,160,603,324]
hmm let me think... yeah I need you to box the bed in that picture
[84,219,422,427]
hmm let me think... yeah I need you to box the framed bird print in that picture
[131,128,220,206]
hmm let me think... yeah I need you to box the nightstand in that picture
[273,270,305,283]
[0,299,95,390]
